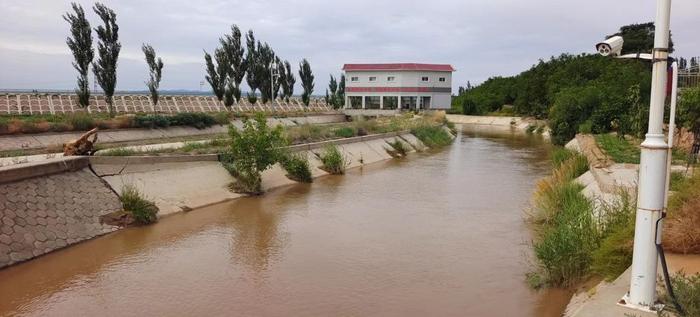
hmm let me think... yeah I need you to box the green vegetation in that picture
[319,144,347,174]
[63,3,94,108]
[280,152,313,183]
[222,113,287,194]
[386,138,409,157]
[529,148,640,287]
[333,126,355,138]
[595,134,640,164]
[591,191,636,281]
[142,43,164,109]
[678,86,700,133]
[120,184,158,225]
[662,273,700,317]
[663,170,700,254]
[92,3,121,118]
[411,125,453,148]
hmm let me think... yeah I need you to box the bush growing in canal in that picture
[663,170,700,254]
[120,184,159,224]
[280,152,313,183]
[224,112,287,194]
[411,124,453,148]
[319,144,347,174]
[386,138,409,157]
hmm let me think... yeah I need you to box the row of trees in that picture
[64,2,164,117]
[325,74,346,109]
[452,22,697,145]
[204,25,315,107]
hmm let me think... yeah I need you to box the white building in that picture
[342,63,455,110]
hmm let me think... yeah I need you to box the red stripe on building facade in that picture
[346,87,451,93]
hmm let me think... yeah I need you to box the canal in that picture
[0,127,570,316]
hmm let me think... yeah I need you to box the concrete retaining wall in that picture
[0,160,122,269]
[92,132,427,216]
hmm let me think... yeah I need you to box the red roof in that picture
[342,63,455,72]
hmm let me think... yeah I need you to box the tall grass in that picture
[319,144,347,174]
[664,170,700,254]
[662,273,700,317]
[386,138,409,157]
[411,124,453,148]
[591,191,636,281]
[120,184,159,224]
[595,134,640,164]
[280,152,313,183]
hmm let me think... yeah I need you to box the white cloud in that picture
[0,0,698,91]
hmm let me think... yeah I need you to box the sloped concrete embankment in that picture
[0,157,122,268]
[0,130,439,269]
[446,114,550,137]
[91,132,431,216]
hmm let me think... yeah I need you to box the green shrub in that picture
[67,112,96,130]
[224,113,287,194]
[595,134,640,164]
[170,112,217,129]
[578,120,593,134]
[134,114,170,128]
[663,273,700,317]
[280,152,313,183]
[334,126,355,138]
[319,144,347,174]
[120,184,158,224]
[591,191,636,281]
[213,112,230,125]
[387,138,409,157]
[532,182,597,287]
[411,124,453,148]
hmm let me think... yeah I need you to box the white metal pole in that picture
[663,62,679,210]
[627,0,672,309]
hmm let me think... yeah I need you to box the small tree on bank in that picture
[92,2,121,118]
[338,74,345,108]
[142,43,164,111]
[224,113,287,194]
[299,59,314,106]
[63,3,94,108]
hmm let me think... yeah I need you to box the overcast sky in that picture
[0,0,698,94]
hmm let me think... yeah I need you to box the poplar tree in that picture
[204,48,228,102]
[338,74,345,107]
[142,43,164,110]
[283,60,295,101]
[245,30,259,104]
[298,59,314,106]
[63,3,93,108]
[92,2,121,117]
[273,56,283,99]
[276,58,287,100]
[255,42,275,104]
[328,75,338,108]
[220,25,246,103]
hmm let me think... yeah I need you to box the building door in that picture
[420,96,431,109]
[400,96,416,110]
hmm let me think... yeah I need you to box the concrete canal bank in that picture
[0,126,571,317]
[0,130,435,269]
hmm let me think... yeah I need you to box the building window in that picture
[387,76,395,82]
[369,76,377,82]
[351,76,359,82]
[421,76,429,82]
[439,77,446,82]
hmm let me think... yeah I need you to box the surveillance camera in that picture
[596,36,624,57]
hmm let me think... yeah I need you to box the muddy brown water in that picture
[0,126,572,317]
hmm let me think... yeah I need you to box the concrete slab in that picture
[261,164,297,190]
[382,136,416,153]
[565,268,657,317]
[362,138,394,160]
[101,161,240,216]
[399,133,428,151]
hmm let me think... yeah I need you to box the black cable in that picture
[655,212,685,315]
